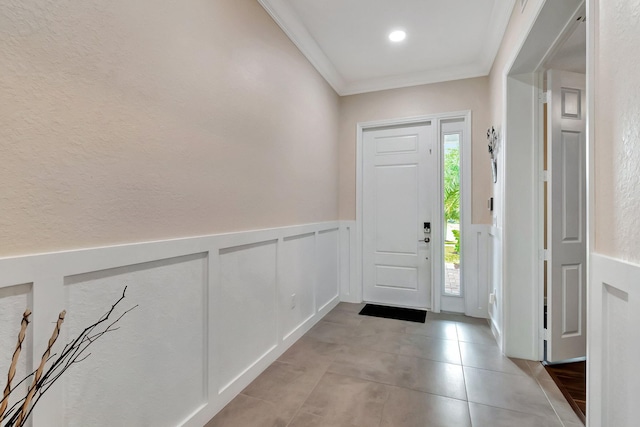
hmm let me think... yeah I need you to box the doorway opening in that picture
[361,121,435,310]
[539,9,587,424]
[501,0,592,421]
[355,112,471,313]
[540,12,587,365]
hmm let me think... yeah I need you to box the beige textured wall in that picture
[594,0,640,262]
[0,0,339,257]
[338,77,492,224]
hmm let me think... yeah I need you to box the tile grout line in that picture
[214,306,509,426]
[469,400,571,424]
[532,365,573,427]
[464,355,569,424]
[334,341,463,366]
[282,358,338,426]
[376,384,394,427]
[322,368,471,404]
[456,322,474,426]
[463,363,546,377]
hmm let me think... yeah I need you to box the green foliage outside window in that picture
[451,229,461,253]
[444,147,461,264]
[444,148,460,224]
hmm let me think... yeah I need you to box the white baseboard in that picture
[0,221,350,427]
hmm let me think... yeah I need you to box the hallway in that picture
[206,303,583,427]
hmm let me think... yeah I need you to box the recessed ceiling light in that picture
[389,30,406,42]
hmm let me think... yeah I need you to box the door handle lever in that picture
[419,237,430,243]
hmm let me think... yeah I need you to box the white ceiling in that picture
[258,0,517,95]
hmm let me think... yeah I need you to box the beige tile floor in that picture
[206,303,584,427]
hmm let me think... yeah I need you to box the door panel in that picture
[375,164,418,253]
[561,264,582,336]
[363,124,433,309]
[561,131,582,241]
[375,265,418,290]
[547,70,587,362]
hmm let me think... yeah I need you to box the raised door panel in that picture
[547,69,587,362]
[374,164,419,255]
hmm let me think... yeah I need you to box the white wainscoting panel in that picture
[588,253,640,427]
[464,225,491,318]
[0,221,349,427]
[0,283,33,420]
[316,229,340,311]
[62,254,208,427]
[217,241,278,393]
[488,226,503,349]
[280,233,316,340]
[339,221,359,303]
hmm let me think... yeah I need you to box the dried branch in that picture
[0,310,31,423]
[1,286,135,427]
[15,311,65,426]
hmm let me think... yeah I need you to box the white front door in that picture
[546,69,587,362]
[362,123,435,309]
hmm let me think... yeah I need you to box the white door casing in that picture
[362,123,434,309]
[547,69,587,362]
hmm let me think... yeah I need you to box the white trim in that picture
[539,6,587,73]
[498,0,547,359]
[585,0,596,424]
[339,220,360,303]
[355,111,473,314]
[341,69,488,97]
[534,5,588,362]
[0,221,351,426]
[440,119,465,300]
[440,116,474,314]
[257,1,515,95]
[488,225,503,348]
[464,224,492,318]
[256,0,346,94]
[536,70,546,361]
[589,254,640,427]
[503,72,540,359]
[501,0,586,359]
[482,1,519,77]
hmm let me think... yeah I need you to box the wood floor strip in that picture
[544,361,586,424]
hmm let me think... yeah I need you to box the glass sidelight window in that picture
[443,132,461,296]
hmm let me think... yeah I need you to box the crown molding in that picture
[257,0,347,94]
[259,0,516,96]
[480,0,517,74]
[340,66,488,96]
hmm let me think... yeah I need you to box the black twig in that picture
[1,287,136,427]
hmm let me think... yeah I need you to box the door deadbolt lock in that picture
[423,222,431,234]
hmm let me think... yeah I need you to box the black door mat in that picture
[359,304,427,323]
